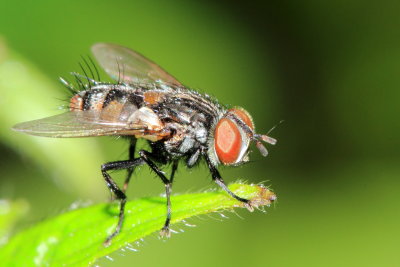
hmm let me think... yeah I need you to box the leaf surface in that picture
[0,183,276,267]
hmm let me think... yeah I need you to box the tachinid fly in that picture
[13,43,277,246]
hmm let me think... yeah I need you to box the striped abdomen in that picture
[70,86,144,122]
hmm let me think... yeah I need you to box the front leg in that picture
[204,154,253,210]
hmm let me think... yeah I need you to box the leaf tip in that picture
[240,184,277,210]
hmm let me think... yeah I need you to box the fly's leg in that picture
[102,158,145,247]
[109,140,136,201]
[163,160,178,235]
[170,160,178,184]
[204,155,253,210]
[123,139,137,193]
[139,150,176,237]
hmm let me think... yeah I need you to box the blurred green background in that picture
[0,0,399,266]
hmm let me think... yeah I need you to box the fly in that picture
[12,43,277,246]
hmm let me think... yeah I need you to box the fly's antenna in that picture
[267,119,284,135]
[252,120,283,157]
[253,134,276,157]
[226,112,278,157]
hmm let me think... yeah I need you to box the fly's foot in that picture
[103,236,112,247]
[243,201,255,212]
[244,188,277,211]
[159,226,171,238]
[103,228,121,247]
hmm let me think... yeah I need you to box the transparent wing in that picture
[12,111,147,138]
[92,43,182,86]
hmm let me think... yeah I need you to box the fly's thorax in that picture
[208,107,255,166]
[152,89,221,159]
[163,117,208,156]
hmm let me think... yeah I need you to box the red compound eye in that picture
[214,118,242,165]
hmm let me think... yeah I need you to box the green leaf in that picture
[0,183,276,267]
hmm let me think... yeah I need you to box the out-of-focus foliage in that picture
[0,199,29,247]
[0,0,399,266]
[0,42,106,198]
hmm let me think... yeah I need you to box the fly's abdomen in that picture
[69,93,85,111]
[69,87,144,122]
[70,89,106,111]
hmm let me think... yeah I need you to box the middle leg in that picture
[139,150,178,237]
[123,139,137,193]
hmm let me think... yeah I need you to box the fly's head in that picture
[208,107,277,166]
